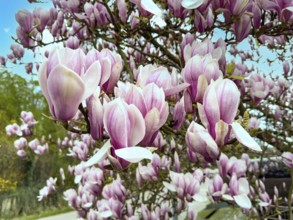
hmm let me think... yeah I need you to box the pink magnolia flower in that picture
[10,44,25,59]
[104,98,146,169]
[223,173,252,209]
[117,0,127,23]
[25,62,33,74]
[167,0,188,18]
[115,82,169,146]
[186,122,219,163]
[233,14,252,42]
[198,78,240,143]
[39,48,101,121]
[198,78,262,151]
[86,48,123,93]
[86,88,104,140]
[136,64,188,97]
[163,171,201,202]
[208,174,228,201]
[282,152,293,168]
[33,8,51,31]
[14,137,27,150]
[86,98,152,170]
[183,54,223,104]
[172,97,186,130]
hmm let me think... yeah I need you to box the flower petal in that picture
[100,210,113,218]
[141,0,162,16]
[203,82,220,136]
[215,120,229,146]
[47,65,85,120]
[103,99,128,149]
[234,194,252,209]
[38,61,54,115]
[231,122,262,152]
[259,201,270,207]
[126,104,146,146]
[82,61,101,100]
[163,181,176,192]
[85,140,111,167]
[115,146,153,163]
[165,82,190,97]
[182,0,205,9]
[222,194,233,201]
[140,108,160,145]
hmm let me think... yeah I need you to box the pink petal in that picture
[47,65,85,120]
[57,48,86,75]
[86,91,104,140]
[203,83,220,136]
[82,61,101,100]
[38,61,54,115]
[143,83,165,112]
[140,108,160,145]
[100,58,112,85]
[197,103,209,130]
[103,99,128,149]
[126,104,146,146]
[165,82,190,97]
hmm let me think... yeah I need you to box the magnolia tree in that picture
[2,0,293,219]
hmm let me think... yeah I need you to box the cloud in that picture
[4,28,10,33]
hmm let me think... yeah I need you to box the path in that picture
[38,211,77,220]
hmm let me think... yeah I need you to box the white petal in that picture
[83,202,93,208]
[74,175,82,184]
[100,210,113,218]
[141,0,162,16]
[234,194,252,209]
[182,0,205,9]
[82,61,101,100]
[238,178,250,195]
[151,15,166,28]
[193,193,209,202]
[85,140,111,167]
[222,194,234,201]
[286,6,293,12]
[259,201,270,207]
[115,146,153,163]
[163,181,176,192]
[231,122,262,152]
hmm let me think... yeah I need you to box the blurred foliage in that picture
[0,70,72,218]
[0,178,17,192]
[0,186,67,219]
